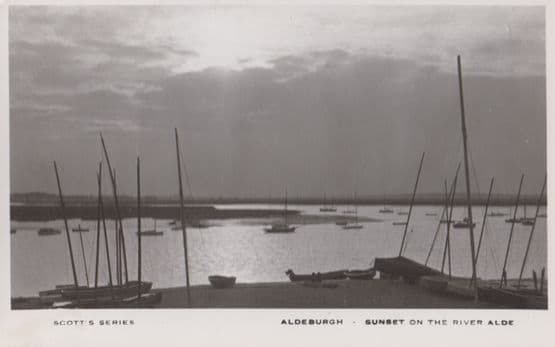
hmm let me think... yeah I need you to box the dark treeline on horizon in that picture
[11,192,547,207]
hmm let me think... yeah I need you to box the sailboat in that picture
[319,193,337,212]
[379,195,394,213]
[265,190,296,233]
[137,219,164,236]
[343,193,363,229]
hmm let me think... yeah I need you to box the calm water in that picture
[11,204,547,297]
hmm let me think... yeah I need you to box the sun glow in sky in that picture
[9,6,546,197]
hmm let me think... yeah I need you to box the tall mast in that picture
[456,55,478,300]
[98,167,115,299]
[137,157,142,298]
[78,224,89,287]
[425,163,460,266]
[175,128,191,307]
[517,174,546,288]
[398,152,425,257]
[475,177,494,265]
[100,134,129,285]
[500,174,524,287]
[53,161,79,290]
[94,162,102,289]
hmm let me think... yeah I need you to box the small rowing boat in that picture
[208,275,237,289]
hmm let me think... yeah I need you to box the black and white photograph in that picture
[5,0,550,320]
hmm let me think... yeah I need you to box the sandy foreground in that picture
[151,279,494,309]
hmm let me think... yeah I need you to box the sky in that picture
[9,5,546,198]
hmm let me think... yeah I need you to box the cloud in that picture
[8,6,546,196]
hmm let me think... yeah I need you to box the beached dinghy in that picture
[285,269,347,282]
[208,275,237,289]
[344,268,376,280]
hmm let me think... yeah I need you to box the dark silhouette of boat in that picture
[392,221,407,226]
[285,269,347,282]
[344,268,376,280]
[71,224,89,232]
[208,275,237,289]
[374,256,441,283]
[60,280,152,300]
[38,228,61,236]
[137,220,164,235]
[453,221,476,228]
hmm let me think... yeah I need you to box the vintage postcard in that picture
[1,1,553,346]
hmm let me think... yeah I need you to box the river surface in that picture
[10,204,547,297]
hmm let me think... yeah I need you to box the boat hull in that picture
[345,269,376,280]
[264,226,296,233]
[286,269,348,282]
[374,256,441,283]
[208,275,237,289]
[60,281,153,300]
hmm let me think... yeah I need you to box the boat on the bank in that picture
[71,224,89,232]
[38,228,61,236]
[285,269,347,282]
[59,280,153,300]
[344,268,376,280]
[265,190,296,233]
[521,218,535,226]
[208,275,237,289]
[392,221,407,226]
[397,211,408,216]
[335,219,349,226]
[53,292,163,309]
[374,256,441,283]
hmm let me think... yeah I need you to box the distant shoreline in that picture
[10,192,547,207]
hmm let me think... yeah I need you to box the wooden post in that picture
[425,163,460,266]
[533,270,538,293]
[475,177,494,264]
[53,162,79,295]
[175,128,191,307]
[398,152,425,256]
[137,157,142,298]
[457,55,478,301]
[500,174,524,287]
[517,174,546,289]
[100,133,129,285]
